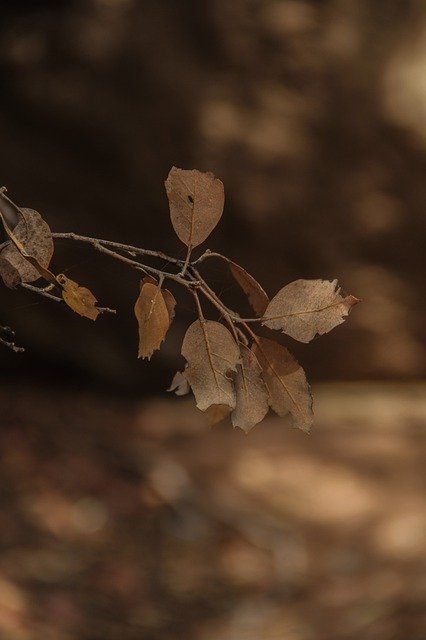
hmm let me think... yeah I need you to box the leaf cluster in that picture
[0,168,359,433]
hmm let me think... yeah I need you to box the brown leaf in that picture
[0,207,54,288]
[181,319,240,411]
[229,261,269,316]
[134,281,170,359]
[57,274,100,321]
[204,404,231,426]
[231,344,269,433]
[167,370,190,396]
[165,167,225,248]
[162,288,176,323]
[252,337,313,433]
[141,277,175,323]
[263,279,360,343]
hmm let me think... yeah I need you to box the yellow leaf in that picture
[134,281,170,359]
[58,274,100,321]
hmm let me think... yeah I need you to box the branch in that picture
[52,232,190,287]
[52,233,182,266]
[0,325,24,353]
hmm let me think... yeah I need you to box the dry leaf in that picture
[165,167,225,248]
[168,370,190,396]
[231,344,269,433]
[134,281,170,359]
[162,288,176,323]
[0,207,54,288]
[204,404,231,426]
[181,319,240,411]
[58,274,100,321]
[263,279,360,343]
[229,261,269,316]
[142,277,176,324]
[253,337,313,433]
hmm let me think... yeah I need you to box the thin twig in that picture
[187,271,246,345]
[190,266,262,324]
[191,288,205,321]
[52,233,182,266]
[21,282,63,303]
[55,235,190,287]
[179,244,192,276]
[0,337,24,353]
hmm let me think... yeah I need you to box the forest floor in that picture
[0,382,424,640]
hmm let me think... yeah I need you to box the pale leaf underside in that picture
[168,370,190,396]
[165,167,225,248]
[263,279,360,343]
[232,344,269,433]
[253,336,313,433]
[181,319,240,412]
[229,261,269,316]
[134,281,171,360]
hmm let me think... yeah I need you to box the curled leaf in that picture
[229,261,269,316]
[165,167,225,248]
[181,319,240,411]
[231,344,269,433]
[0,189,21,228]
[134,281,170,359]
[263,279,360,343]
[252,337,313,433]
[0,206,54,288]
[168,370,190,396]
[58,274,100,321]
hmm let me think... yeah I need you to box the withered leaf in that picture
[0,207,54,288]
[204,404,231,426]
[168,370,190,396]
[231,344,269,433]
[263,279,360,343]
[229,261,269,316]
[58,274,100,321]
[252,337,313,433]
[165,167,225,248]
[181,319,240,411]
[134,281,170,359]
[141,277,175,322]
[162,288,176,323]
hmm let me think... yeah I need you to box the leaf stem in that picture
[190,288,205,322]
[192,250,229,266]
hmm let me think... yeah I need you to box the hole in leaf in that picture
[187,195,194,204]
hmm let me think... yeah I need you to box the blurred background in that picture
[0,1,424,639]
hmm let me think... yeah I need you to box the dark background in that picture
[0,2,424,640]
[0,0,425,390]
